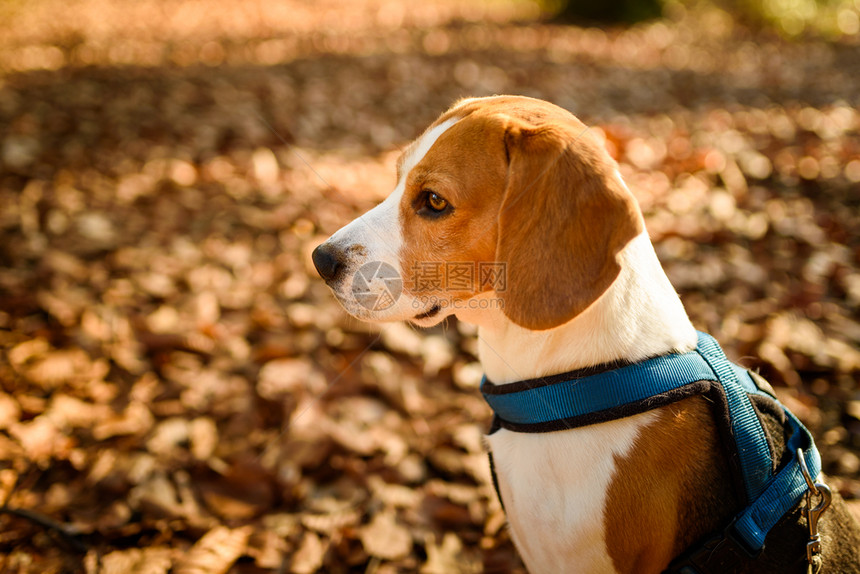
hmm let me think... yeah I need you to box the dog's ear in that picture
[495,119,643,330]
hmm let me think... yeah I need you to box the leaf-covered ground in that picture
[1,1,859,572]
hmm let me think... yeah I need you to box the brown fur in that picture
[397,96,643,329]
[496,117,643,329]
[399,114,508,301]
[606,395,860,573]
[605,398,739,573]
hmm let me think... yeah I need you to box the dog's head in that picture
[312,96,643,330]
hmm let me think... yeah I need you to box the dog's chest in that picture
[486,412,657,574]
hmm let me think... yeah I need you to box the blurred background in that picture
[1,0,859,572]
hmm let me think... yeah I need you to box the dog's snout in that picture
[312,243,344,283]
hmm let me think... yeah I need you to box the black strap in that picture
[664,520,759,574]
[487,416,505,512]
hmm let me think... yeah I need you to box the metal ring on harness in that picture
[798,447,832,572]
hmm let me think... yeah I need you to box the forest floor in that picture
[1,1,859,572]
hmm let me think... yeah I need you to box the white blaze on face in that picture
[320,116,461,322]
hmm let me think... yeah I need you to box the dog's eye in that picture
[427,192,448,212]
[422,191,449,215]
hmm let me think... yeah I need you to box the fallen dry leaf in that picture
[173,525,253,574]
[360,509,414,561]
[100,548,173,574]
[291,531,326,574]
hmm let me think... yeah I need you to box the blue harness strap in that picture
[480,331,821,554]
[694,333,773,505]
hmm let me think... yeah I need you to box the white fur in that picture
[320,116,460,322]
[487,413,657,573]
[467,230,696,574]
[464,231,697,385]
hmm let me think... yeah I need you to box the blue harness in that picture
[480,331,821,557]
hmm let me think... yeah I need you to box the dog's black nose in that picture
[312,243,343,283]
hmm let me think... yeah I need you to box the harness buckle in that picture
[798,448,832,565]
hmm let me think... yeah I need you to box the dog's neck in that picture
[458,232,698,385]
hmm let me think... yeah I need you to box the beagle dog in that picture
[312,96,860,573]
